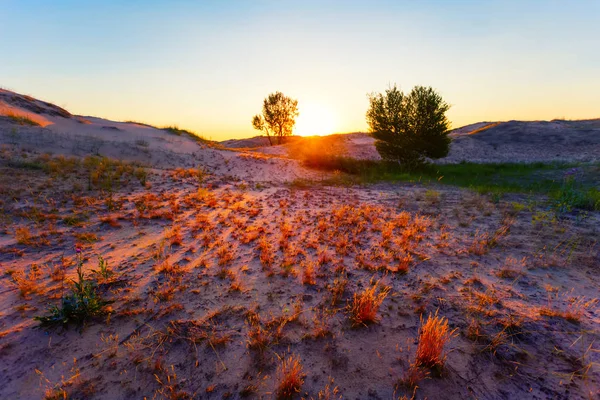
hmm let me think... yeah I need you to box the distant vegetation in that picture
[4,153,148,190]
[5,113,40,126]
[124,120,210,144]
[367,85,450,169]
[298,158,600,211]
[252,91,299,145]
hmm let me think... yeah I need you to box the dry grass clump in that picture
[302,261,317,285]
[15,227,32,245]
[166,225,183,246]
[415,311,456,368]
[348,281,390,326]
[11,265,41,297]
[313,377,341,400]
[15,226,50,247]
[400,364,429,389]
[328,277,347,305]
[496,256,526,279]
[74,232,99,243]
[539,296,597,323]
[275,354,305,399]
[257,236,275,270]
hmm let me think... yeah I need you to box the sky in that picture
[1,0,599,140]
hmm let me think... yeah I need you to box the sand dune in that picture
[222,121,600,164]
[0,89,323,182]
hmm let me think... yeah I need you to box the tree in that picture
[252,92,299,145]
[366,85,450,168]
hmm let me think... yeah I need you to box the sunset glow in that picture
[294,104,338,136]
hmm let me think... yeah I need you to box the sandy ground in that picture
[0,155,598,399]
[0,89,599,399]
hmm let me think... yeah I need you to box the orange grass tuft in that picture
[275,354,305,399]
[415,311,456,368]
[348,281,390,326]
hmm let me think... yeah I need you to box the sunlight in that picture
[294,103,338,136]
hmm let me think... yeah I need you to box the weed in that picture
[424,189,441,205]
[328,277,347,305]
[92,255,113,281]
[74,232,99,243]
[35,251,111,328]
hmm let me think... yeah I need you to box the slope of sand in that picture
[0,89,324,183]
[443,119,600,163]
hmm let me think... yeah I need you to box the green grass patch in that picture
[35,253,111,329]
[301,156,600,211]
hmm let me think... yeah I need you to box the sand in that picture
[0,89,599,399]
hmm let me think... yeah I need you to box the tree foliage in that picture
[252,92,299,145]
[366,85,450,168]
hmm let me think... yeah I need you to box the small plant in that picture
[74,232,99,243]
[302,261,316,285]
[400,363,429,389]
[552,176,600,213]
[414,311,456,369]
[328,277,347,305]
[275,354,305,399]
[348,280,390,326]
[35,250,111,328]
[424,189,441,205]
[15,227,33,245]
[92,255,113,280]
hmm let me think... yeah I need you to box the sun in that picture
[294,104,337,136]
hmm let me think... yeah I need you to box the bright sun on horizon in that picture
[294,103,338,137]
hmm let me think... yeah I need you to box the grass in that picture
[275,354,305,399]
[301,157,600,211]
[4,153,149,190]
[6,113,40,126]
[415,311,456,369]
[162,125,211,144]
[348,281,390,326]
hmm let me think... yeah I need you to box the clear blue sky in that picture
[1,0,599,139]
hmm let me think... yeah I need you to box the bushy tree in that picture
[366,85,450,168]
[252,92,299,145]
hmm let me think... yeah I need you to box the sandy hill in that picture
[444,119,600,163]
[223,120,600,164]
[0,89,322,182]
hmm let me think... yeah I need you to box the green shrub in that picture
[35,252,111,329]
[552,178,600,213]
[366,85,450,168]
